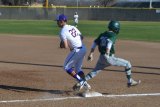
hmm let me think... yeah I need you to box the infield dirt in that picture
[0,34,159,107]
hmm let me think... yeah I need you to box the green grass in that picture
[0,20,160,42]
[0,20,59,35]
[120,21,160,42]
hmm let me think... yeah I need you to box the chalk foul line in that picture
[0,93,160,103]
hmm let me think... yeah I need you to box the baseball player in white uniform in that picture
[56,14,90,91]
[74,12,79,27]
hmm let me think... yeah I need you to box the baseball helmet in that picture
[56,14,67,21]
[108,20,120,34]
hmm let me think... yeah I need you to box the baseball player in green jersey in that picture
[73,20,140,91]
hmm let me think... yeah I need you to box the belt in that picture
[76,47,82,49]
[70,47,82,51]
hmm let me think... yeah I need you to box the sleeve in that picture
[106,35,115,50]
[60,29,67,41]
[106,39,113,50]
[109,35,115,43]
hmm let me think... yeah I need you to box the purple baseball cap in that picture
[56,14,67,21]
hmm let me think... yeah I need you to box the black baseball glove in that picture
[60,41,65,48]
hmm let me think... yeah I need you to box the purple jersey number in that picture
[69,28,77,37]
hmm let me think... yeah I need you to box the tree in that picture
[1,0,36,6]
[1,0,13,5]
[96,0,116,7]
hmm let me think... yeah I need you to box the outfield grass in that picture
[0,20,160,42]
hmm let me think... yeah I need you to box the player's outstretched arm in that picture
[87,42,97,61]
[87,49,94,61]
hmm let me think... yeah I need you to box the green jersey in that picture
[94,31,117,56]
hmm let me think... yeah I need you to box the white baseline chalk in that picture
[0,93,160,103]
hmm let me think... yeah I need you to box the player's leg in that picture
[73,47,91,91]
[108,55,140,87]
[73,55,109,91]
[74,55,111,91]
[75,58,85,79]
[74,47,86,79]
[85,55,110,81]
[64,51,83,82]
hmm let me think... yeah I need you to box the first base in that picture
[81,91,103,97]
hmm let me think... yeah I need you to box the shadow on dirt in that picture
[0,85,72,95]
[0,61,160,75]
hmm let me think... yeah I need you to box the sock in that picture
[85,69,101,81]
[126,75,132,83]
[125,68,132,83]
[85,74,92,81]
[66,68,82,82]
[78,71,85,79]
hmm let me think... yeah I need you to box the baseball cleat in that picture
[72,82,82,91]
[84,82,91,91]
[128,79,141,87]
[73,81,91,91]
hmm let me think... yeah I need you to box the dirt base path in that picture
[0,34,159,107]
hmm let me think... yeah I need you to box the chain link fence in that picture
[0,7,160,21]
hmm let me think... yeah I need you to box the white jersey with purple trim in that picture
[59,24,86,74]
[60,24,82,49]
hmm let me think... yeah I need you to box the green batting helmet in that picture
[108,21,120,34]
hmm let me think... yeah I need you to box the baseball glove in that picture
[60,41,65,48]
